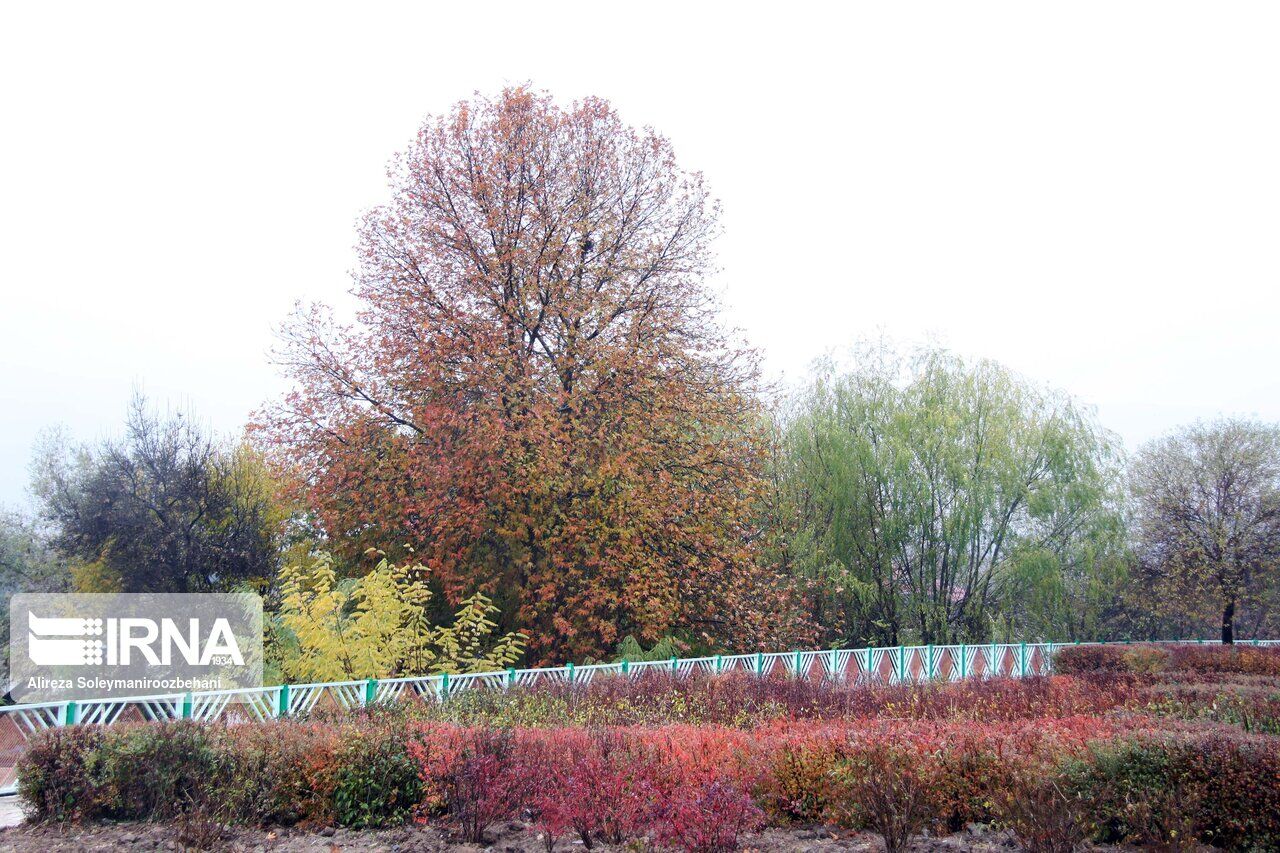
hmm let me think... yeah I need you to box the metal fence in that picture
[1,638,1275,795]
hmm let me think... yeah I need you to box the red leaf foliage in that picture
[256,86,810,662]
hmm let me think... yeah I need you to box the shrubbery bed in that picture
[15,645,1280,852]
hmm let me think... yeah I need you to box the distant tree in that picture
[774,344,1126,646]
[259,86,805,662]
[33,394,283,593]
[0,508,66,596]
[1131,419,1280,644]
[0,508,69,690]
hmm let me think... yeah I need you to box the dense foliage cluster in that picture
[773,345,1127,647]
[271,552,526,681]
[29,394,283,594]
[257,87,802,663]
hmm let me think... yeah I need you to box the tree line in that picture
[4,87,1278,678]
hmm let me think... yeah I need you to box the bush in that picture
[1169,644,1280,677]
[994,772,1089,853]
[94,722,218,821]
[13,668,1280,849]
[651,778,762,853]
[410,724,525,842]
[1052,644,1132,674]
[1066,729,1280,850]
[216,722,341,826]
[758,738,843,824]
[333,724,421,828]
[1134,679,1280,736]
[833,731,940,853]
[1122,645,1170,674]
[406,669,1133,729]
[523,728,652,848]
[1056,643,1280,678]
[15,725,106,823]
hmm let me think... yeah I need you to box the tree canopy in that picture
[1131,419,1280,643]
[773,345,1126,646]
[34,394,283,593]
[261,87,804,663]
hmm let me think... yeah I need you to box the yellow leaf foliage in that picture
[273,553,527,682]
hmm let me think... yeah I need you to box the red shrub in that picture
[651,778,763,853]
[217,722,342,826]
[833,728,941,853]
[1168,644,1280,677]
[1052,644,1131,674]
[16,725,107,823]
[409,724,525,842]
[521,728,653,848]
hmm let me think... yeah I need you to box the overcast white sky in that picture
[2,2,1278,509]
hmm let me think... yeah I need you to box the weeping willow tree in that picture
[773,344,1127,646]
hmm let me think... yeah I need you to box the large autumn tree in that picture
[262,87,801,663]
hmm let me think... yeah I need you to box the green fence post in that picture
[793,649,801,679]
[927,645,935,680]
[506,667,516,690]
[62,701,78,726]
[181,693,193,719]
[567,662,575,686]
[897,645,905,683]
[364,678,377,707]
[1019,642,1028,677]
[277,684,290,718]
[670,656,678,674]
[621,658,630,677]
[439,671,449,702]
[755,652,764,677]
[715,654,723,674]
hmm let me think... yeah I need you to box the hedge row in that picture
[19,714,1280,851]
[1053,642,1280,677]
[328,667,1140,728]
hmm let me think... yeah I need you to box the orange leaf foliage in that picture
[258,86,810,663]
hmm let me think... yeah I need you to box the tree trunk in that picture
[1221,598,1235,645]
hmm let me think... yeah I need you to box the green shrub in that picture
[95,722,218,821]
[15,725,107,822]
[333,724,422,828]
[758,739,843,824]
[1065,730,1280,850]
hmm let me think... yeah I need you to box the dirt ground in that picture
[0,818,1038,852]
